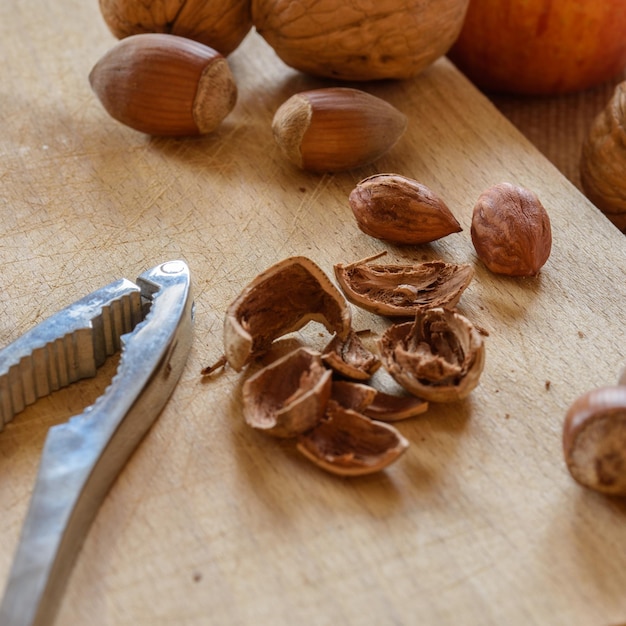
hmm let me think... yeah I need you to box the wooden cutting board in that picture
[1,2,625,625]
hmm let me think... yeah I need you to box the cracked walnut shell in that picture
[251,0,470,81]
[379,307,485,402]
[580,81,626,233]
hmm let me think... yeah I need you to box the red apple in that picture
[447,0,626,95]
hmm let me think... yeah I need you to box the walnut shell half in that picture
[297,400,409,476]
[334,252,474,317]
[580,82,626,233]
[224,256,352,371]
[379,308,485,402]
[242,347,332,438]
[251,0,470,81]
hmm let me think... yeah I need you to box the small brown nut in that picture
[242,347,332,438]
[334,251,474,317]
[296,400,409,476]
[378,307,485,402]
[99,0,253,55]
[321,330,381,381]
[223,256,352,371]
[580,82,626,233]
[470,183,552,276]
[89,33,237,136]
[349,174,462,244]
[563,386,626,496]
[272,88,407,172]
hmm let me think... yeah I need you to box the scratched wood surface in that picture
[1,2,625,625]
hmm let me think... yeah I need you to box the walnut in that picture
[251,0,470,81]
[580,81,626,233]
[99,0,252,55]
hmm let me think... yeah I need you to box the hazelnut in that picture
[89,33,237,136]
[563,386,626,496]
[349,174,462,244]
[580,81,626,233]
[470,183,552,276]
[272,88,407,172]
[99,0,253,56]
[251,0,470,81]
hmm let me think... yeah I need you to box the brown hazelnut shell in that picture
[296,401,409,476]
[321,330,381,381]
[378,307,485,402]
[470,183,552,276]
[334,252,474,317]
[272,88,407,172]
[89,34,237,136]
[242,347,332,438]
[563,386,626,496]
[224,256,352,371]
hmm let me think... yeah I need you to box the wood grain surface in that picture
[1,2,625,625]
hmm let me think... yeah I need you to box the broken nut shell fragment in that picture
[242,347,332,438]
[379,307,485,402]
[334,252,474,317]
[331,380,428,422]
[563,386,626,496]
[321,330,381,380]
[349,174,462,244]
[224,256,352,371]
[297,400,409,476]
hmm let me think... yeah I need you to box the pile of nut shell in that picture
[204,252,485,476]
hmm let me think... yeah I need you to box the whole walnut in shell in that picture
[99,0,253,55]
[251,0,470,81]
[580,81,626,233]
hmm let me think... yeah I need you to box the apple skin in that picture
[447,0,626,95]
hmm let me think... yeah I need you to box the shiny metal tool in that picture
[0,260,194,626]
